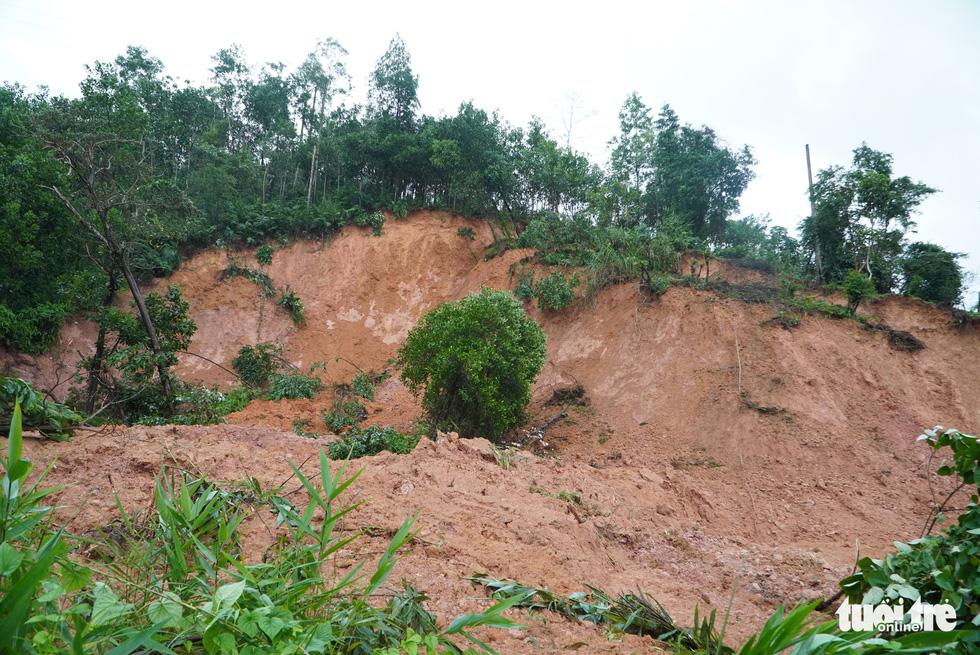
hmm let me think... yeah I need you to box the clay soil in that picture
[7,210,980,653]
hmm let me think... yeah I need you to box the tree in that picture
[803,143,937,288]
[606,93,653,224]
[368,34,419,129]
[0,85,104,354]
[645,104,756,240]
[34,63,195,413]
[209,45,253,152]
[900,242,963,307]
[395,288,547,441]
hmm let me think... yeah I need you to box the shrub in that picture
[0,376,80,439]
[840,426,980,635]
[351,371,376,401]
[645,276,674,298]
[322,399,367,433]
[395,287,547,441]
[900,242,964,308]
[135,383,260,426]
[256,244,273,266]
[535,271,577,312]
[1,406,520,653]
[513,270,537,300]
[276,290,307,327]
[232,343,285,388]
[842,269,876,315]
[268,371,321,401]
[327,425,418,460]
[222,261,276,297]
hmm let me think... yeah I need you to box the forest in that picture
[1,33,979,655]
[0,36,967,407]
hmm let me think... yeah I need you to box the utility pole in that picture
[806,144,823,283]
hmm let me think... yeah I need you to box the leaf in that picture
[104,621,172,655]
[446,593,528,634]
[214,579,246,610]
[203,625,237,655]
[257,614,286,640]
[237,610,260,638]
[862,586,885,605]
[91,582,133,627]
[0,542,25,575]
[147,592,183,627]
[896,584,920,601]
[37,580,65,603]
[59,561,92,592]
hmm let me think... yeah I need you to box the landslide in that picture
[9,209,980,653]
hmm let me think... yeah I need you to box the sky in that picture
[2,0,979,304]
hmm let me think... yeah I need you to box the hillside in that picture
[6,210,979,653]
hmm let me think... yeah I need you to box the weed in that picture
[268,370,322,400]
[292,417,319,438]
[322,399,367,433]
[276,290,307,326]
[490,444,514,470]
[327,425,418,460]
[256,244,273,266]
[233,342,286,388]
[1,408,521,654]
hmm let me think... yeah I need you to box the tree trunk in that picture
[84,273,117,415]
[307,143,318,208]
[118,257,176,414]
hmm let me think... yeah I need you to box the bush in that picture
[900,242,964,308]
[135,383,260,426]
[276,290,307,327]
[535,271,577,312]
[327,425,418,460]
[842,269,876,315]
[0,406,519,653]
[0,376,81,439]
[322,399,367,433]
[351,371,377,401]
[840,426,980,635]
[512,270,537,300]
[232,343,285,388]
[395,287,547,441]
[268,371,322,401]
[256,244,273,266]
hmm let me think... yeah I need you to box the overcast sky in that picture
[2,0,978,304]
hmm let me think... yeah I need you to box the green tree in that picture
[645,104,756,240]
[606,92,653,224]
[209,44,253,152]
[0,86,104,354]
[803,143,937,289]
[900,242,963,307]
[842,269,876,315]
[34,62,195,413]
[519,118,599,216]
[395,288,547,441]
[368,34,419,129]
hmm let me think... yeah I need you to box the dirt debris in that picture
[7,210,979,652]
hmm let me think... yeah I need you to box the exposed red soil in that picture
[6,210,979,653]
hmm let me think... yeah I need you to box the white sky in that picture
[2,0,979,304]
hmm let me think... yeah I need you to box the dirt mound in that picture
[8,210,980,651]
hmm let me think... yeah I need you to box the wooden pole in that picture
[806,144,823,283]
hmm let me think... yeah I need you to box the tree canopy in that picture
[1,38,968,375]
[802,143,937,291]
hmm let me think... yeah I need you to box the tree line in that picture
[0,35,965,386]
